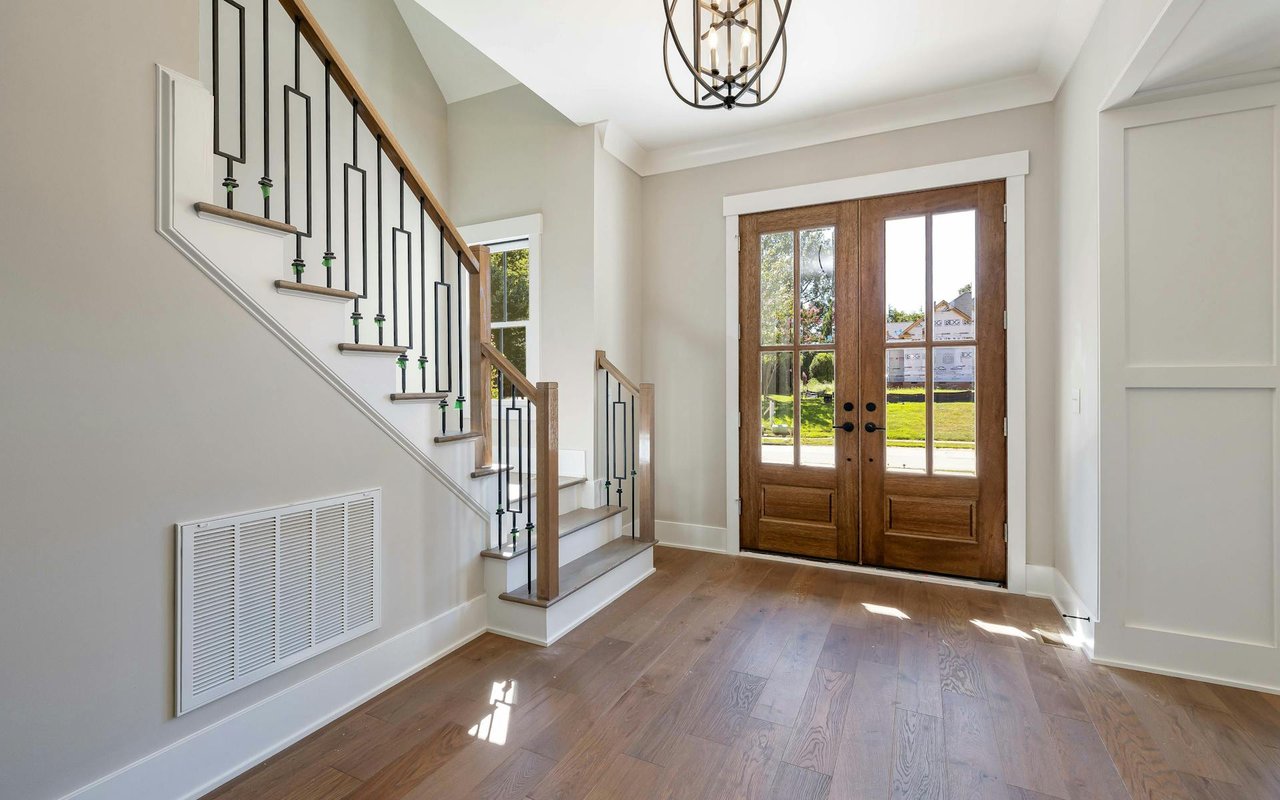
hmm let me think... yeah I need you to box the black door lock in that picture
[843,402,854,412]
[833,422,855,432]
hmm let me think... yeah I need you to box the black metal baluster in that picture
[211,0,246,209]
[283,16,311,281]
[435,224,451,434]
[495,372,505,549]
[259,0,271,213]
[509,384,519,552]
[392,170,409,389]
[344,98,366,341]
[455,250,466,430]
[419,200,428,391]
[614,378,626,508]
[374,135,385,342]
[322,60,334,287]
[630,392,637,538]
[604,375,611,505]
[525,398,534,592]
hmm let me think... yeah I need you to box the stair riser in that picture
[485,511,622,594]
[486,547,655,646]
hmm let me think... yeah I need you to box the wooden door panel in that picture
[885,494,975,540]
[758,519,838,559]
[762,484,833,524]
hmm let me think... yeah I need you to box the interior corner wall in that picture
[592,140,645,379]
[1052,0,1169,620]
[0,2,478,799]
[641,104,1060,564]
[446,85,598,471]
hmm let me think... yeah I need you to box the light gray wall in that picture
[0,2,475,799]
[447,85,599,469]
[593,140,645,379]
[1053,0,1167,614]
[641,103,1060,565]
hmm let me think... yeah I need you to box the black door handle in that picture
[833,422,854,432]
[865,422,887,433]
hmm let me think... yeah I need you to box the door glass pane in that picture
[799,350,835,467]
[799,227,835,344]
[931,210,976,341]
[760,231,794,345]
[933,346,976,475]
[885,347,926,473]
[760,352,794,465]
[885,216,926,342]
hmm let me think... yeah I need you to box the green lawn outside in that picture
[761,387,975,448]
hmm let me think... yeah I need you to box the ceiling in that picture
[1139,0,1280,95]
[397,0,1103,174]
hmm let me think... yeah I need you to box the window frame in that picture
[460,214,542,384]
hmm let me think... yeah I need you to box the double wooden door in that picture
[739,181,1007,582]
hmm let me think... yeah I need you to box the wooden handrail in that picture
[481,342,539,399]
[277,0,478,273]
[595,350,641,396]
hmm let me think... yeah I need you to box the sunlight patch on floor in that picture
[971,619,1033,639]
[468,680,517,745]
[863,603,910,620]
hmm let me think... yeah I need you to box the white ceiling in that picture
[399,0,1103,174]
[392,0,517,104]
[1139,0,1280,95]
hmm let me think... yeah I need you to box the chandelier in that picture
[663,0,792,110]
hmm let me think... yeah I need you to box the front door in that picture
[739,181,1007,583]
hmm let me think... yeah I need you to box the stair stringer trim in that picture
[154,64,487,522]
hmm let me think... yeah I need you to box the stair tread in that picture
[481,505,627,560]
[499,537,655,607]
[507,473,587,501]
[194,202,297,235]
[274,280,359,301]
[338,343,409,356]
[471,464,513,479]
[391,392,449,402]
[435,430,484,444]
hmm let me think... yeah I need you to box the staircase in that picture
[159,0,655,645]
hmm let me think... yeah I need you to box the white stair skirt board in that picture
[59,596,487,800]
[484,509,624,594]
[487,547,656,646]
[154,65,491,519]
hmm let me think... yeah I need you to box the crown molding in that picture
[632,72,1054,176]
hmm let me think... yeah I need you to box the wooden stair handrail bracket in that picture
[275,0,478,272]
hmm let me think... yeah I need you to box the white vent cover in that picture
[176,489,381,714]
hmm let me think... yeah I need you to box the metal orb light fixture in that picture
[663,0,792,110]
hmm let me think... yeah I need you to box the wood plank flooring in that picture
[203,549,1280,800]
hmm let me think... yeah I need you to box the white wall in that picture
[447,85,598,469]
[0,2,479,799]
[593,136,644,379]
[1052,0,1169,624]
[641,104,1060,564]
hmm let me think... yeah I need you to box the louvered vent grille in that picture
[177,490,381,714]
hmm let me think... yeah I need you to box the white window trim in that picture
[722,152,1030,595]
[460,213,542,385]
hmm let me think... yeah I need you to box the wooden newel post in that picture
[536,381,559,600]
[469,244,491,470]
[638,383,656,543]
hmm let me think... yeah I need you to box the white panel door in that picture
[1100,83,1280,691]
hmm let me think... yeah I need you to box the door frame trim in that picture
[723,151,1030,593]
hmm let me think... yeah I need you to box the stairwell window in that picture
[461,213,542,390]
[490,241,532,376]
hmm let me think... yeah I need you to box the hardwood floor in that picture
[203,548,1280,800]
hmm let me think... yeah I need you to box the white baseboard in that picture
[655,520,728,553]
[1025,564,1095,658]
[61,596,488,800]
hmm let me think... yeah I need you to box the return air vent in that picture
[177,490,381,714]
